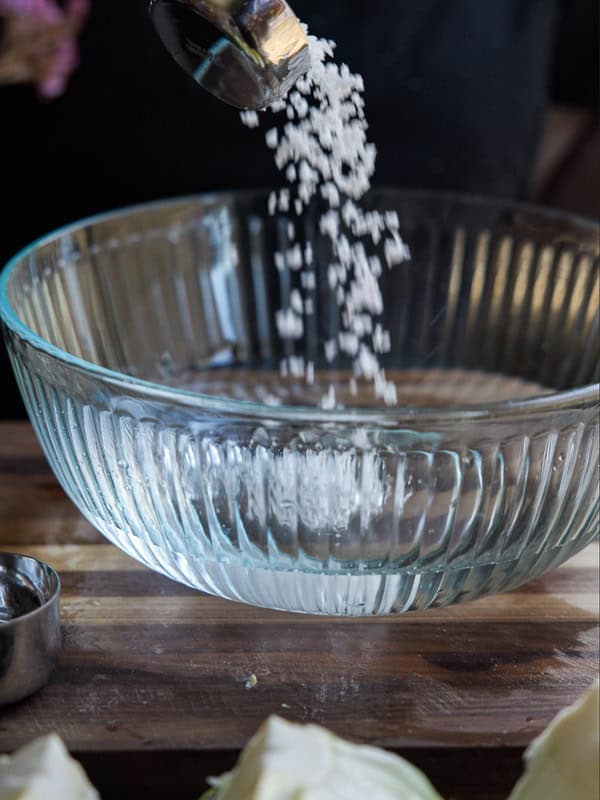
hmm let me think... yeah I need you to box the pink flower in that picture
[0,0,90,98]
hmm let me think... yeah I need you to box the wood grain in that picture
[0,422,598,800]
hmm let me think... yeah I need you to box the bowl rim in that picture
[1,188,599,425]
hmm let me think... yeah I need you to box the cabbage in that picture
[508,681,599,800]
[201,716,442,800]
[0,734,98,800]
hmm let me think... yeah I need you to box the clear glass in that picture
[1,191,598,615]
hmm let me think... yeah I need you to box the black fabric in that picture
[0,0,585,417]
[550,0,599,113]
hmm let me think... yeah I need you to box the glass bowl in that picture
[1,191,598,616]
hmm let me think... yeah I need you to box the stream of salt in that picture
[241,32,409,409]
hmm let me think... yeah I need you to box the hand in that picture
[0,0,90,99]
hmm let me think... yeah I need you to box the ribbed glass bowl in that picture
[1,191,598,615]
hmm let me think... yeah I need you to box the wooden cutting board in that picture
[0,421,598,800]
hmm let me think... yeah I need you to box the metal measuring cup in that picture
[0,553,60,706]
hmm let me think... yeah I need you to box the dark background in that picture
[1,0,598,418]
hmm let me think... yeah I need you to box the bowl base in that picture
[102,522,579,616]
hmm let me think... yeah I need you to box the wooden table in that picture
[1,421,598,799]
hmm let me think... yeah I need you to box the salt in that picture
[241,30,409,408]
[278,189,290,212]
[301,271,316,290]
[290,289,303,314]
[320,384,337,410]
[266,127,279,148]
[240,111,259,128]
[324,339,338,363]
[327,265,337,289]
[276,308,303,340]
[286,244,303,270]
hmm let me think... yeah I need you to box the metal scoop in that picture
[149,0,310,110]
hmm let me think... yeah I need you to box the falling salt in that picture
[338,332,359,357]
[241,30,409,408]
[327,265,337,289]
[240,111,259,128]
[300,271,315,290]
[320,384,337,410]
[373,324,391,354]
[286,244,304,270]
[278,189,290,212]
[288,356,306,377]
[268,191,278,215]
[276,309,303,339]
[266,127,279,148]
[324,339,338,363]
[290,289,304,314]
[384,232,410,267]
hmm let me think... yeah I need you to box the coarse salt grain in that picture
[266,127,279,148]
[276,308,303,339]
[286,244,304,270]
[320,384,337,410]
[301,271,316,290]
[324,339,338,362]
[240,110,260,128]
[290,289,303,314]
